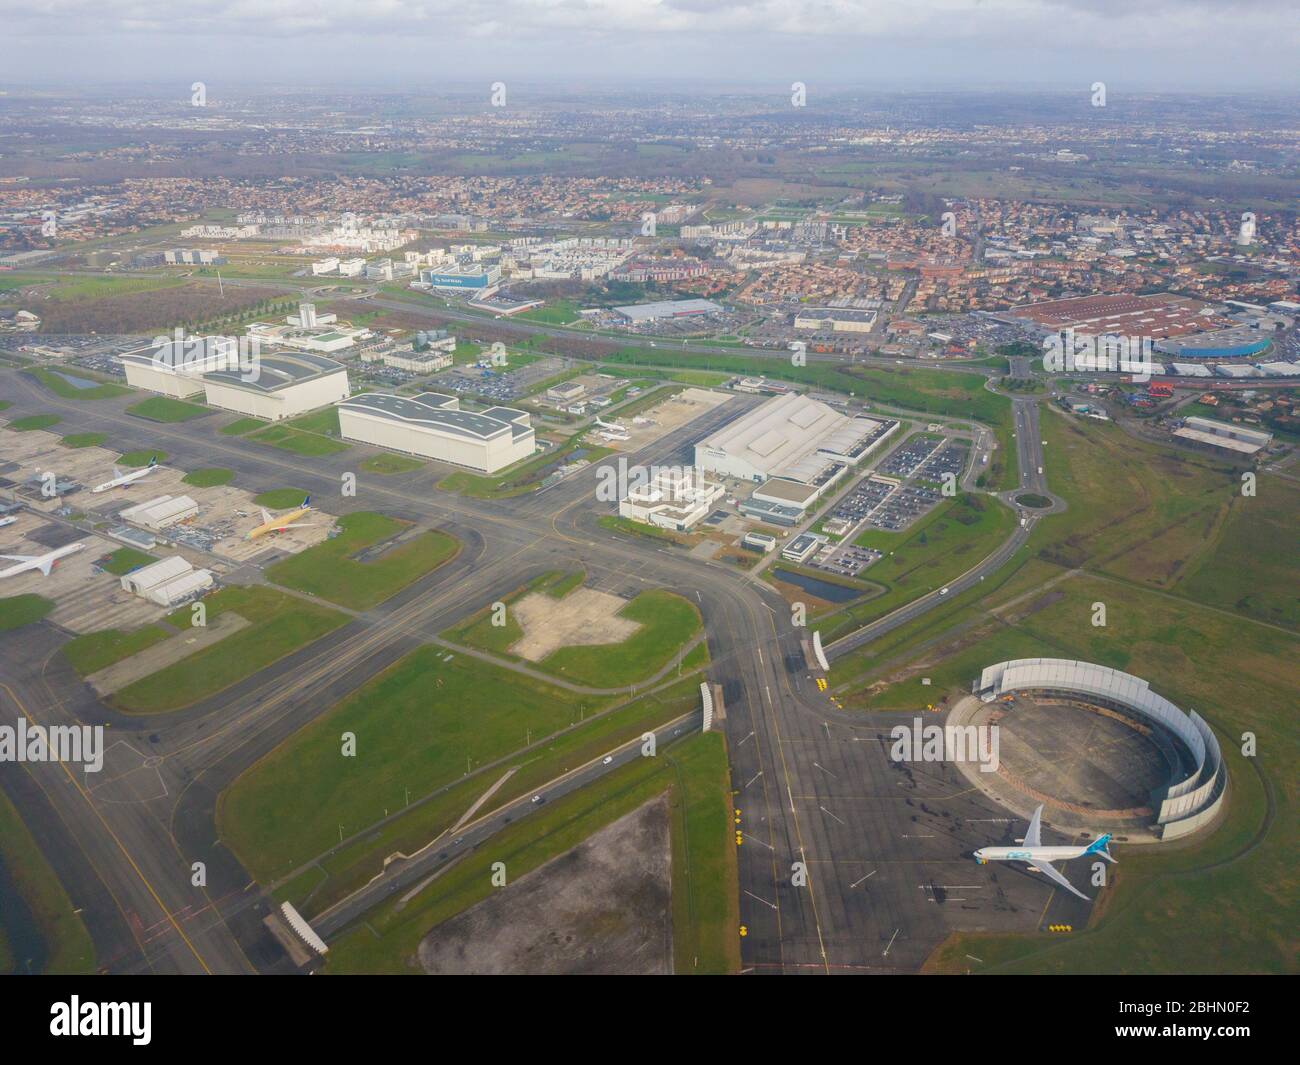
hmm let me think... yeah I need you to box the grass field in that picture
[359,453,424,475]
[447,581,701,687]
[0,595,54,630]
[126,396,208,422]
[249,423,349,457]
[99,547,156,576]
[0,791,96,975]
[219,417,266,436]
[24,367,131,401]
[182,467,234,487]
[265,512,458,610]
[220,648,618,880]
[267,674,706,917]
[60,432,106,449]
[8,414,61,432]
[540,590,702,687]
[108,586,347,714]
[286,407,342,436]
[62,623,172,676]
[117,449,166,467]
[317,731,738,975]
[439,438,616,499]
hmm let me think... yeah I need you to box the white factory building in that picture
[618,466,725,532]
[118,494,200,530]
[119,555,213,606]
[202,352,350,422]
[337,392,535,473]
[120,336,240,398]
[695,393,895,507]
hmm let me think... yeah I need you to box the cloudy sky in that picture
[1,0,1297,90]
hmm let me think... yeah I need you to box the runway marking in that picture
[787,784,796,814]
[812,761,836,778]
[883,928,900,957]
[850,870,877,888]
[744,770,763,789]
[745,834,774,851]
[902,833,936,838]
[744,889,778,911]
[737,730,755,747]
[819,805,846,826]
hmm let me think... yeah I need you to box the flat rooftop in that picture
[340,392,532,442]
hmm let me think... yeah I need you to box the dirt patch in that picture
[84,612,250,696]
[510,587,639,661]
[416,794,673,974]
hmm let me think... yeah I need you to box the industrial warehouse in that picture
[337,391,536,473]
[694,393,896,520]
[202,351,351,421]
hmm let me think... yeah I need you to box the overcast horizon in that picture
[1,0,1298,92]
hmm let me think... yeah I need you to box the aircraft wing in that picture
[273,523,313,531]
[1028,858,1089,901]
[260,508,273,524]
[0,554,38,563]
[37,557,56,576]
[1024,804,1044,848]
[113,465,124,478]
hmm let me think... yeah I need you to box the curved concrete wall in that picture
[977,658,1226,839]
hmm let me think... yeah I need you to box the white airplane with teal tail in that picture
[973,804,1114,901]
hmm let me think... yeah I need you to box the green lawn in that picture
[118,449,166,468]
[446,582,701,687]
[318,732,738,975]
[8,414,61,432]
[182,467,234,488]
[219,648,616,881]
[266,512,458,610]
[24,367,130,401]
[108,586,348,714]
[99,547,156,576]
[0,792,96,974]
[540,590,702,687]
[285,407,342,436]
[0,595,54,630]
[270,674,706,918]
[359,453,425,475]
[62,624,172,677]
[60,433,106,449]
[220,417,266,436]
[249,423,349,457]
[126,396,208,422]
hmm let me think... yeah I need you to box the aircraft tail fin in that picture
[1084,833,1116,863]
[302,495,311,508]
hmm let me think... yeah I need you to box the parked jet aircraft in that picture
[91,455,158,493]
[0,541,87,578]
[973,804,1114,901]
[246,496,315,540]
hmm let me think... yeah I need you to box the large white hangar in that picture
[975,658,1226,840]
[120,336,239,398]
[338,391,536,474]
[695,392,894,504]
[202,351,350,421]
